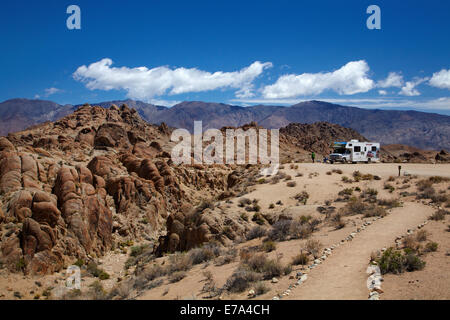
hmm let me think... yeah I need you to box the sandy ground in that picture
[1,162,449,300]
[381,219,450,300]
[283,202,434,300]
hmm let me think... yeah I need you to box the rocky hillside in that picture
[0,103,259,275]
[3,99,449,150]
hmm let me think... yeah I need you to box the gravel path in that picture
[285,202,434,300]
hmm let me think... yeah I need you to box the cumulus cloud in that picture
[399,78,427,96]
[429,69,450,89]
[377,72,403,88]
[34,87,62,99]
[378,90,387,95]
[73,58,272,101]
[261,60,374,99]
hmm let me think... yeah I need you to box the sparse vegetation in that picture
[430,209,447,221]
[294,191,309,204]
[261,240,277,252]
[254,282,269,296]
[169,271,187,283]
[87,262,110,280]
[305,239,322,259]
[292,252,309,266]
[246,225,267,240]
[286,181,297,187]
[377,247,425,274]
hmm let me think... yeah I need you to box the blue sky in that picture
[0,0,449,114]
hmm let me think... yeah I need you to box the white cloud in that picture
[261,60,374,98]
[399,78,427,96]
[377,72,403,88]
[429,69,450,89]
[44,87,62,96]
[378,90,387,95]
[73,58,272,101]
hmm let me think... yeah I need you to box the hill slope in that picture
[1,99,449,150]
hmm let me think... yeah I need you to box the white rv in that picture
[329,140,380,164]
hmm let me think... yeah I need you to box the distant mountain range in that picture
[1,98,449,150]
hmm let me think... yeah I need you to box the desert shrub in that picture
[246,254,268,273]
[215,248,238,266]
[276,200,283,205]
[87,262,110,280]
[188,243,222,265]
[377,198,402,209]
[89,280,108,300]
[332,169,343,174]
[254,282,269,296]
[294,191,309,204]
[142,263,166,281]
[384,183,395,193]
[387,176,396,182]
[305,239,322,258]
[326,171,332,175]
[363,205,387,218]
[238,198,252,207]
[341,176,352,183]
[261,259,284,279]
[417,186,436,199]
[269,203,275,209]
[377,248,406,274]
[257,178,266,184]
[167,252,192,273]
[402,235,420,251]
[261,240,277,252]
[130,244,150,257]
[415,230,428,242]
[424,242,438,252]
[286,181,297,187]
[404,253,426,272]
[169,271,187,283]
[252,212,265,225]
[417,179,433,191]
[428,176,450,184]
[338,188,353,196]
[353,171,362,180]
[431,193,449,203]
[240,212,249,222]
[268,220,292,241]
[292,252,309,266]
[74,259,84,268]
[342,198,366,215]
[330,213,346,230]
[283,264,292,275]
[377,248,426,274]
[225,269,261,293]
[284,175,292,181]
[363,188,378,197]
[290,221,313,239]
[430,209,447,221]
[246,225,267,240]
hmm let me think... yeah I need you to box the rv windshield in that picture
[333,148,348,154]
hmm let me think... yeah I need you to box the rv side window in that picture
[354,146,361,152]
[364,147,367,151]
[372,146,377,151]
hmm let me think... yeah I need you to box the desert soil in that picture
[1,162,449,300]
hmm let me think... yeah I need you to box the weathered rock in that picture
[0,154,22,194]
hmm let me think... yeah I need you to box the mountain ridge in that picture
[1,98,449,150]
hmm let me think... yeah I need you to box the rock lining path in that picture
[283,202,434,300]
